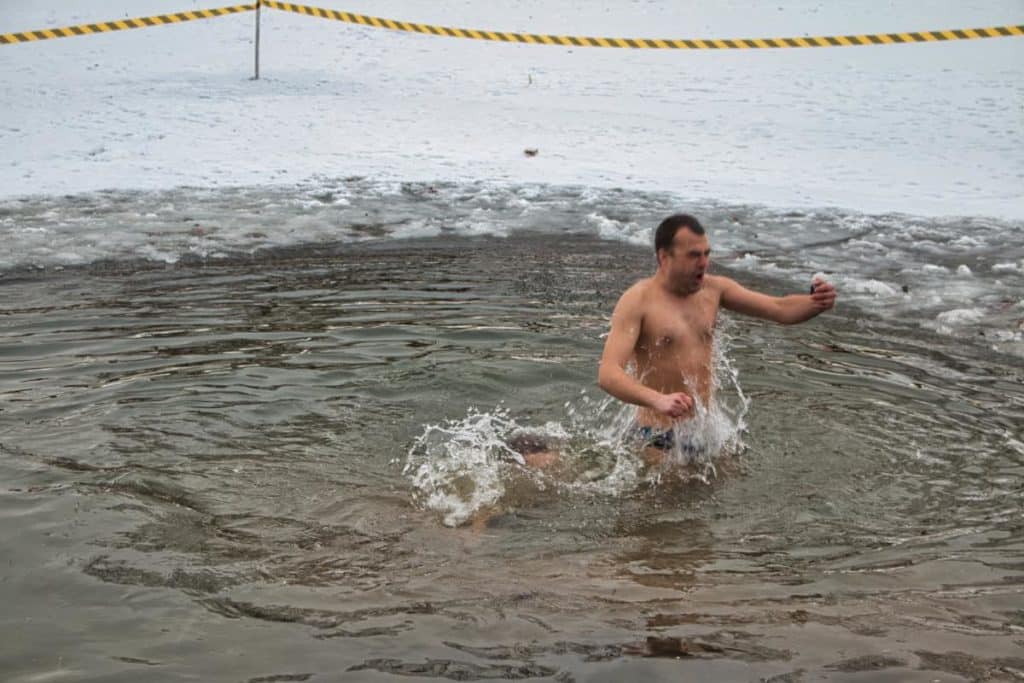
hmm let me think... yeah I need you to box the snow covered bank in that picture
[1,1,1022,218]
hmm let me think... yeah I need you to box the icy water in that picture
[2,183,1024,681]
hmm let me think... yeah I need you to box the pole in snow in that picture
[253,0,261,80]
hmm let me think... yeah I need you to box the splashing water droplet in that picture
[404,327,749,525]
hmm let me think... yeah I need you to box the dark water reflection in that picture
[2,234,1022,681]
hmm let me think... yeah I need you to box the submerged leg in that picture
[509,433,559,469]
[641,445,667,468]
[523,448,558,468]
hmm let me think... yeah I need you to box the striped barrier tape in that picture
[0,4,256,45]
[2,1,1022,49]
[264,2,1024,49]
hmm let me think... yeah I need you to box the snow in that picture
[1,0,1023,218]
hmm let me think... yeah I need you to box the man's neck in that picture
[654,270,699,298]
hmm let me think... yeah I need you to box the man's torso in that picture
[632,276,723,427]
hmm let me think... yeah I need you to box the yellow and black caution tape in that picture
[263,1,1024,49]
[2,1,1022,48]
[0,4,256,45]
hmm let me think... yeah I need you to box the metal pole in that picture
[253,0,261,80]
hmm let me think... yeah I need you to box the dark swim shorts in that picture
[637,426,703,454]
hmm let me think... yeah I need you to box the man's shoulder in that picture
[618,277,657,303]
[610,278,656,319]
[704,274,738,293]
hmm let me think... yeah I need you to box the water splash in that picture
[579,322,749,485]
[403,408,558,527]
[404,328,750,526]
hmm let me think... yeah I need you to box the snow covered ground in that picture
[2,0,1022,218]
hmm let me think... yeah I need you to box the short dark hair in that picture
[654,213,705,253]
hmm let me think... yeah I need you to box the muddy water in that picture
[2,233,1022,681]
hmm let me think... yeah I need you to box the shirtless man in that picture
[598,213,837,458]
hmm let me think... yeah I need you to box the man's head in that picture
[654,214,705,253]
[654,213,711,295]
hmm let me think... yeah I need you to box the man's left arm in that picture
[717,275,836,325]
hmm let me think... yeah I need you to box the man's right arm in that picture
[597,288,693,418]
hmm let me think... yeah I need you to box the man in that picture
[598,213,837,458]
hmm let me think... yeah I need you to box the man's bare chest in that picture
[639,295,719,351]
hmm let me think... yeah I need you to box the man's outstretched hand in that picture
[810,278,837,311]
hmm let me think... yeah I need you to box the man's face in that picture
[660,228,711,293]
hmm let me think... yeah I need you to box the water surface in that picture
[2,208,1022,680]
